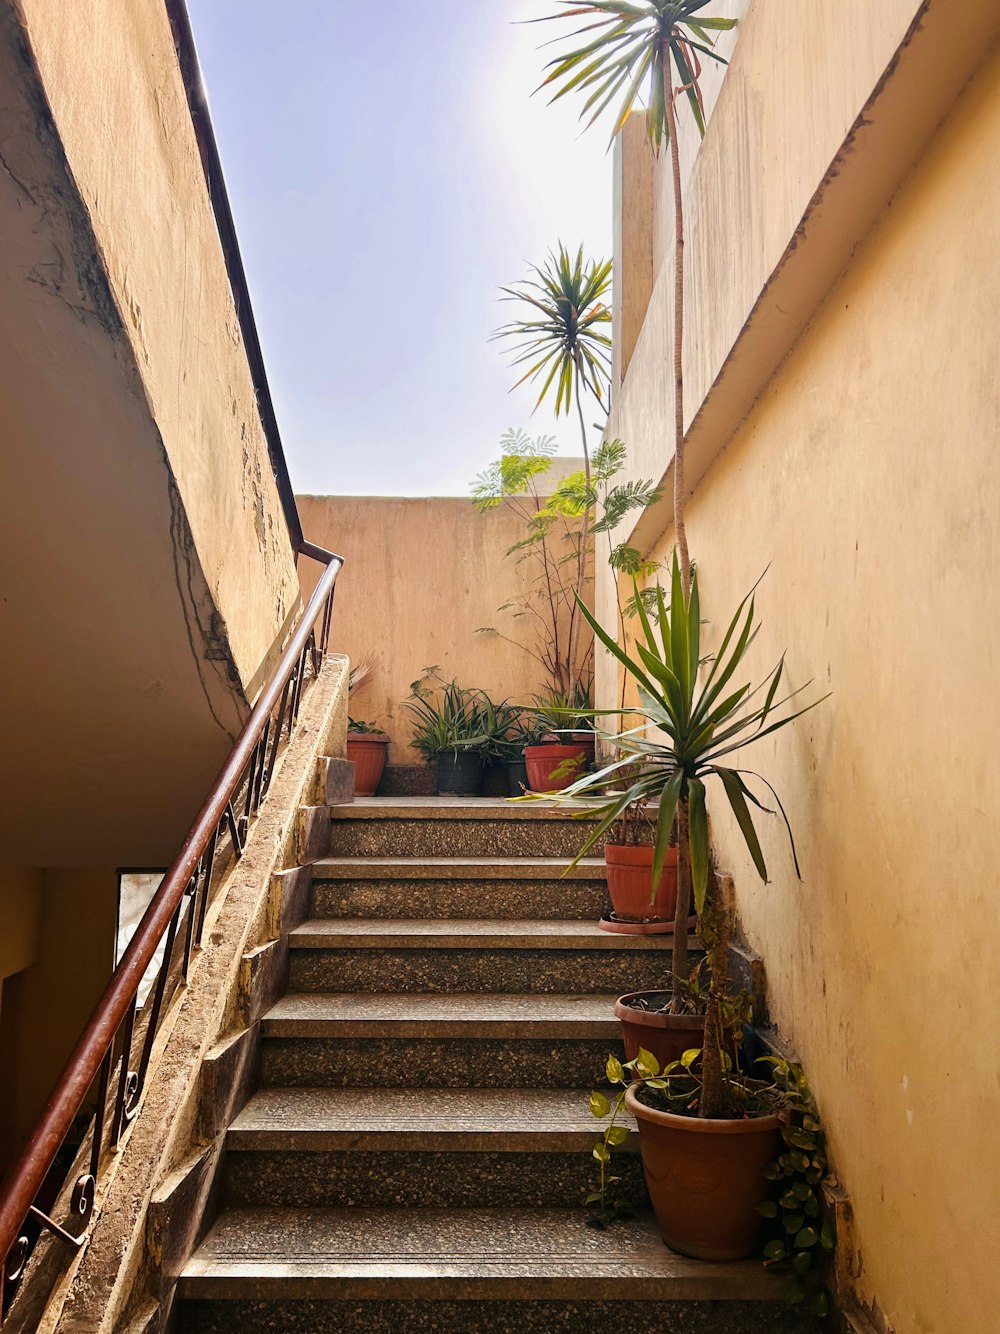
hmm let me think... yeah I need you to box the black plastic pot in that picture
[506,759,529,796]
[435,750,486,796]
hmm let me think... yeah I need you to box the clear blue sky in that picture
[187,0,613,496]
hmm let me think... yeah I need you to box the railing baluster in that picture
[181,868,200,979]
[111,998,138,1151]
[195,828,219,947]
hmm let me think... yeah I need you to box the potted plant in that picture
[491,713,547,797]
[345,718,390,797]
[524,680,595,792]
[535,555,825,1261]
[599,798,678,934]
[404,672,495,796]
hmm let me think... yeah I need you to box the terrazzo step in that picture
[287,918,672,994]
[223,1087,644,1208]
[328,798,604,859]
[311,856,610,921]
[175,1207,806,1334]
[260,993,625,1089]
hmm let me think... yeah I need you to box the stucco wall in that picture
[604,6,1000,1330]
[297,493,593,763]
[14,0,299,688]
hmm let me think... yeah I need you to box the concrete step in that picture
[328,797,604,859]
[260,992,624,1089]
[287,917,674,995]
[176,1207,805,1333]
[223,1086,644,1209]
[311,856,610,921]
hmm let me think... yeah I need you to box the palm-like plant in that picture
[492,245,612,680]
[535,1,737,599]
[543,554,826,1117]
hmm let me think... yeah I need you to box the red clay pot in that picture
[604,843,677,923]
[625,1084,782,1261]
[614,991,706,1070]
[524,742,591,792]
[345,734,389,797]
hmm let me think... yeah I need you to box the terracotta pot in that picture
[524,742,590,792]
[614,991,706,1070]
[625,1085,781,1261]
[604,844,677,923]
[345,734,389,797]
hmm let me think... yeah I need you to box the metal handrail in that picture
[0,541,343,1321]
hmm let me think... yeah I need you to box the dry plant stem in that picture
[698,880,732,1120]
[664,56,691,600]
[670,798,693,1013]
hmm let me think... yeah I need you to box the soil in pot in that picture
[603,844,677,926]
[626,1083,782,1262]
[345,735,389,797]
[614,991,706,1070]
[436,750,485,796]
[524,742,590,792]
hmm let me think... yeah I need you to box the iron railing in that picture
[0,541,343,1323]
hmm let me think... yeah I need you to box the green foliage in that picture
[532,678,594,734]
[533,552,828,916]
[471,429,558,510]
[535,1,738,153]
[756,1059,834,1320]
[492,244,612,415]
[403,670,514,761]
[347,718,386,735]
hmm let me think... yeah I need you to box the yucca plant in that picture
[492,245,612,680]
[540,555,826,1117]
[535,1,737,598]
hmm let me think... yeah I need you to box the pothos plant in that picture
[588,1049,834,1317]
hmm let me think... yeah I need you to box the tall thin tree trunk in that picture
[698,874,732,1120]
[664,63,690,601]
[669,796,692,1013]
[566,364,592,688]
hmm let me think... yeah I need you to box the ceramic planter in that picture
[625,1084,782,1261]
[523,741,591,792]
[436,750,485,796]
[345,734,389,797]
[614,991,706,1070]
[603,843,677,926]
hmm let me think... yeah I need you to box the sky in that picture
[186,0,614,497]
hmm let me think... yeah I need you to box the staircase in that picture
[175,797,804,1333]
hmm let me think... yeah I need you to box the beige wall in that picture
[0,870,118,1170]
[14,0,300,688]
[604,5,1000,1330]
[297,493,593,763]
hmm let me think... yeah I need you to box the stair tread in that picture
[228,1086,633,1149]
[330,798,601,821]
[312,856,606,880]
[289,918,671,950]
[262,992,621,1037]
[178,1207,780,1300]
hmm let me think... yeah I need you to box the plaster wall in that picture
[296,492,593,763]
[611,20,1000,1332]
[0,870,118,1170]
[14,0,300,688]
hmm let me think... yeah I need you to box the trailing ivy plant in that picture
[756,1057,835,1319]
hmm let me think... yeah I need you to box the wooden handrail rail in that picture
[0,542,343,1315]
